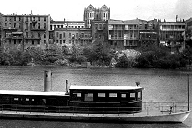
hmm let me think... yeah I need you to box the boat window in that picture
[14,98,19,101]
[32,99,35,102]
[121,94,126,98]
[109,93,117,97]
[98,93,105,97]
[84,93,93,101]
[73,93,81,97]
[138,92,141,99]
[130,93,135,98]
[26,98,30,101]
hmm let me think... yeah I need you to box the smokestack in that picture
[176,15,178,22]
[44,70,52,92]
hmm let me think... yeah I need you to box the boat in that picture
[0,71,190,123]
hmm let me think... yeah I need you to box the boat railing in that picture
[142,102,189,113]
[0,102,189,115]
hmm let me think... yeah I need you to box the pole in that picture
[187,74,190,111]
[65,80,69,95]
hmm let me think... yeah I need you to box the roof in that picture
[0,90,68,96]
[69,85,143,91]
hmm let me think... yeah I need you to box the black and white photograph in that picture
[0,0,191,127]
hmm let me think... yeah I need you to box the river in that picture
[0,66,191,128]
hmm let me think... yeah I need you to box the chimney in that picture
[176,15,178,22]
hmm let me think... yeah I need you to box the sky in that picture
[1,0,192,22]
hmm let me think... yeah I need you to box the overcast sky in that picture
[1,0,192,22]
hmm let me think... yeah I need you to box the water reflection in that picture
[0,119,190,128]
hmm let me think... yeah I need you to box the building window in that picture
[14,40,16,44]
[37,40,40,44]
[38,23,40,29]
[60,40,62,44]
[14,23,16,28]
[63,32,65,38]
[59,34,62,39]
[38,33,40,38]
[38,17,40,21]
[44,17,46,21]
[69,33,71,38]
[44,23,46,29]
[63,40,65,43]
[44,34,46,38]
[56,32,59,37]
[32,40,34,45]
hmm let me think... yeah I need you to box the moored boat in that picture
[0,71,190,123]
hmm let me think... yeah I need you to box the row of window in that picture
[72,92,141,99]
[7,40,46,45]
[56,32,91,39]
[4,16,47,22]
[4,22,46,29]
[50,25,84,30]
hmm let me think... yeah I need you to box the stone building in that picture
[1,13,51,51]
[83,4,110,28]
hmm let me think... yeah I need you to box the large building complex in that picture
[0,5,189,52]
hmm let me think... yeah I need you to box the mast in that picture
[187,74,190,111]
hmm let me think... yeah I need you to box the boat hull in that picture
[0,111,190,123]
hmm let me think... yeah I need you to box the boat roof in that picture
[0,90,68,96]
[69,85,143,91]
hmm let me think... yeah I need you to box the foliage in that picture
[115,55,129,68]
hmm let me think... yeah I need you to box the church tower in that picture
[83,4,110,28]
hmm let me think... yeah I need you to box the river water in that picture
[0,66,191,128]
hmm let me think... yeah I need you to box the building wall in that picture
[159,22,185,44]
[54,28,92,48]
[1,14,50,51]
[0,13,3,49]
[50,21,85,31]
[107,19,159,50]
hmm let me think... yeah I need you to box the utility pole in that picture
[187,74,190,111]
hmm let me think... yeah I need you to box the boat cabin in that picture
[69,85,144,114]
